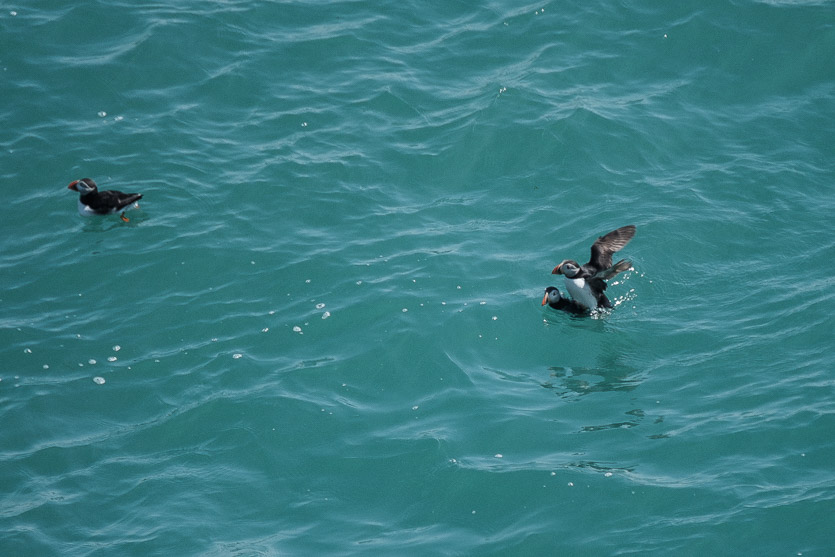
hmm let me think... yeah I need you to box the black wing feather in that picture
[587,225,636,273]
[83,190,143,213]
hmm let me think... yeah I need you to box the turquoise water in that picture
[2,0,834,554]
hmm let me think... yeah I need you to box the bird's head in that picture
[68,178,97,194]
[552,260,581,278]
[542,286,562,306]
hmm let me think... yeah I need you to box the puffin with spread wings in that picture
[551,225,636,311]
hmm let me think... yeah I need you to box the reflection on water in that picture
[542,338,645,400]
[540,339,671,438]
[542,364,643,398]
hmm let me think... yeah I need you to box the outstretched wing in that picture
[592,258,633,280]
[587,225,635,273]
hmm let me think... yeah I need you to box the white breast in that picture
[78,200,98,216]
[564,277,598,310]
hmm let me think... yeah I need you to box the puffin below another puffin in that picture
[541,286,588,315]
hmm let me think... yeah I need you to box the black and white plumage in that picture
[541,286,588,315]
[551,225,636,310]
[68,178,142,222]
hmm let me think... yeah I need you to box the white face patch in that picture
[75,181,95,194]
[561,263,581,278]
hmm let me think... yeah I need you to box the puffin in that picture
[68,178,142,222]
[541,286,588,315]
[551,225,636,310]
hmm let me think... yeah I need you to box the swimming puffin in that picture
[541,286,588,315]
[68,178,142,222]
[551,225,636,310]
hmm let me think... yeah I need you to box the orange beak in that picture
[68,180,79,191]
[551,265,562,275]
[541,292,549,306]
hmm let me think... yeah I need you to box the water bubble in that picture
[492,316,498,321]
[604,472,613,477]
[315,303,325,309]
[232,353,243,359]
[107,356,117,362]
[321,311,330,319]
[412,405,419,410]
[292,326,302,333]
[494,454,503,458]
[97,111,107,118]
[402,308,408,312]
[43,365,49,369]
[93,377,105,385]
[24,348,32,354]
[567,482,574,487]
[261,327,269,333]
[88,359,97,365]
[112,345,121,352]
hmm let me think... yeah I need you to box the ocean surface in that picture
[2,1,834,555]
